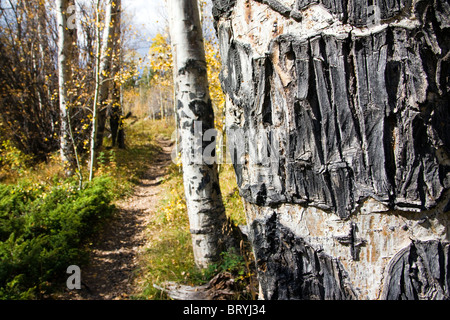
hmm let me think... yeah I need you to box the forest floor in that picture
[54,136,174,300]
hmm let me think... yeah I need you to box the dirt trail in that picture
[56,137,173,300]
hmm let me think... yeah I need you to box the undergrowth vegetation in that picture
[0,118,253,300]
[0,119,165,299]
[0,177,115,299]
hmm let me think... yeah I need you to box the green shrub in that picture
[0,177,115,299]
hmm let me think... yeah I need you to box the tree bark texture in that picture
[213,0,450,299]
[96,0,120,148]
[89,0,103,182]
[109,0,125,149]
[169,0,231,268]
[57,0,77,171]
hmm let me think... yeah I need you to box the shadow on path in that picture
[55,137,174,300]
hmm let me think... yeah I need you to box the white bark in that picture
[56,0,76,172]
[168,0,228,268]
[89,0,102,182]
[96,0,120,148]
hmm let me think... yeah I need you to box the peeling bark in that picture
[213,0,450,299]
[250,212,357,300]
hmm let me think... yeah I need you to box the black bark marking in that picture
[334,222,367,261]
[211,0,237,23]
[383,240,450,300]
[213,0,449,218]
[250,212,357,300]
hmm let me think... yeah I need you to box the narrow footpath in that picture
[56,137,174,300]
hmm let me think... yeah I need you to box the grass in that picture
[0,118,172,190]
[111,119,164,186]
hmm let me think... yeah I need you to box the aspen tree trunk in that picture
[56,0,77,173]
[168,0,230,268]
[23,1,44,112]
[36,2,56,130]
[213,0,450,300]
[109,0,125,148]
[96,0,120,148]
[89,0,102,182]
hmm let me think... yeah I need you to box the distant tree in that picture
[109,0,125,148]
[0,0,131,175]
[148,32,174,120]
[96,0,121,149]
[0,0,60,161]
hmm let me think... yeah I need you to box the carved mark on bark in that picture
[334,222,367,261]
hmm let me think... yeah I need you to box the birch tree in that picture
[96,0,120,148]
[168,0,229,268]
[56,0,77,173]
[89,0,102,182]
[109,0,125,148]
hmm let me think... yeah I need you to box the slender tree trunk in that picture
[109,0,124,148]
[37,3,57,139]
[159,87,165,120]
[56,0,76,173]
[89,0,102,182]
[96,0,120,148]
[168,0,230,268]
